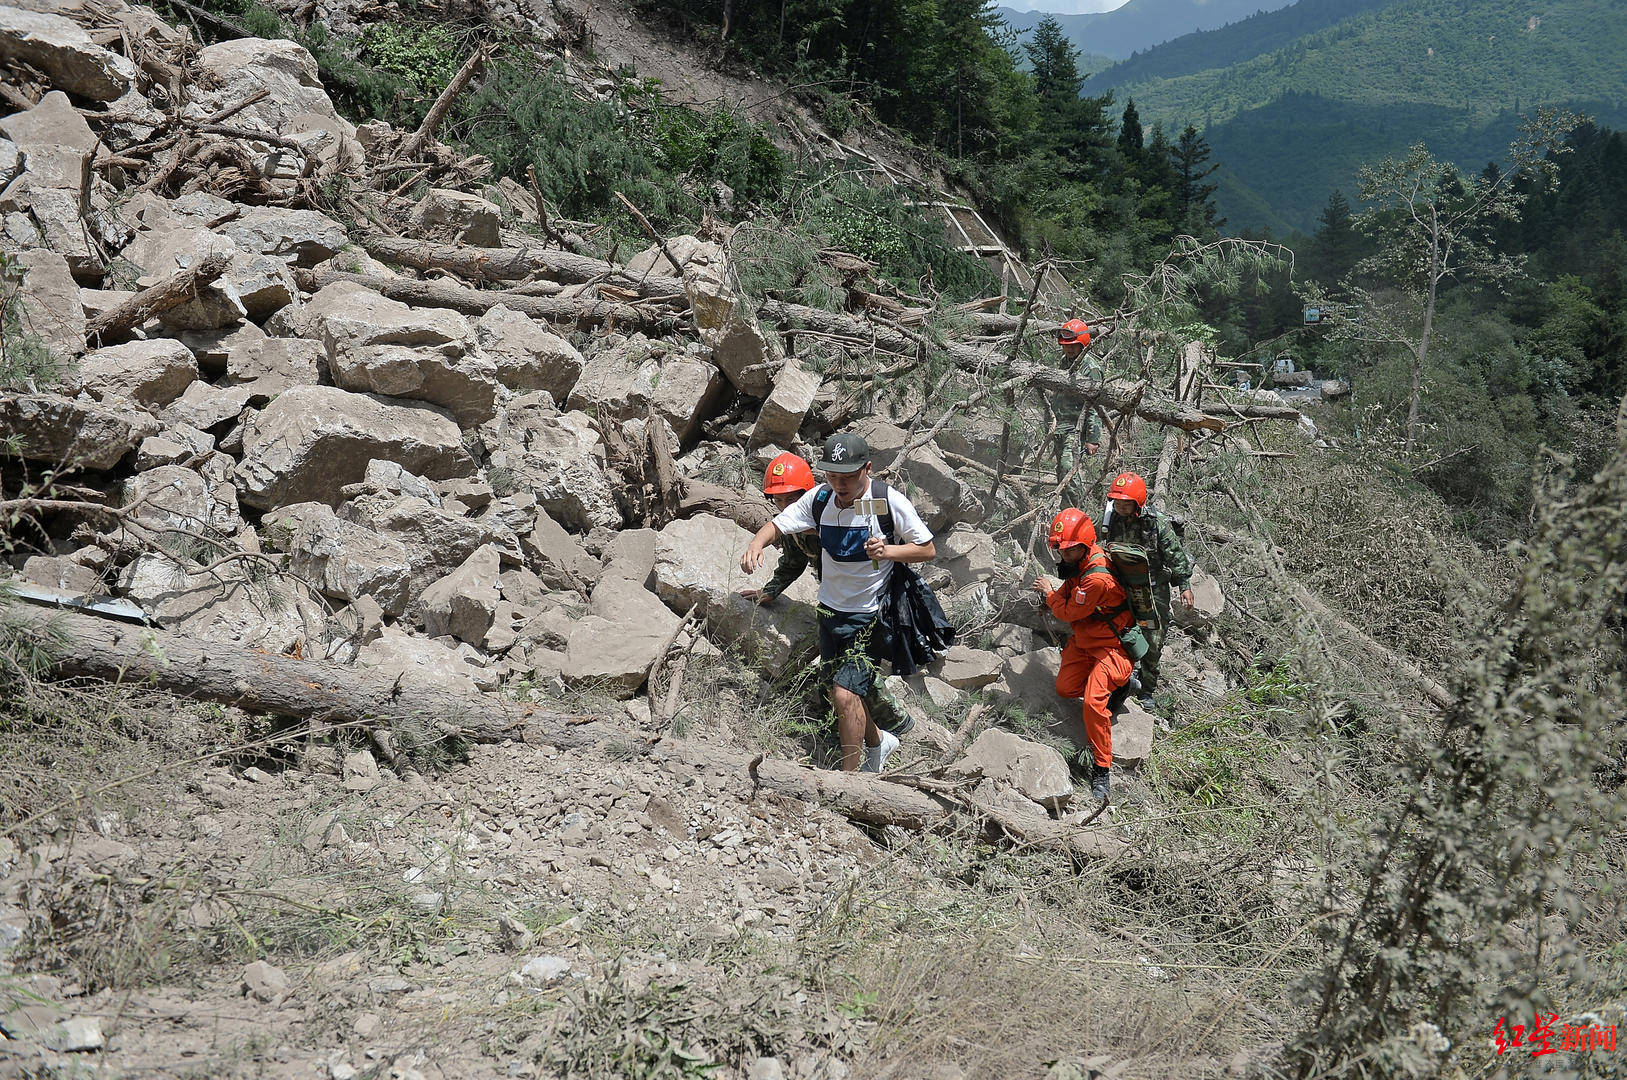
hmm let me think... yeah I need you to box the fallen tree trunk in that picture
[87,248,231,345]
[363,235,689,301]
[290,268,682,333]
[675,479,776,533]
[14,607,1117,855]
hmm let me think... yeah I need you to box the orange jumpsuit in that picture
[1045,545,1134,768]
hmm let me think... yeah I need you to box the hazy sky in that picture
[1005,1,1132,12]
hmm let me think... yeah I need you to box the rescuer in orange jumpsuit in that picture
[1031,508,1134,803]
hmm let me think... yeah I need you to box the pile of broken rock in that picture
[1,0,1229,782]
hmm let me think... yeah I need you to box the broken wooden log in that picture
[398,45,489,163]
[86,248,231,345]
[12,606,1118,856]
[675,479,777,533]
[291,268,682,333]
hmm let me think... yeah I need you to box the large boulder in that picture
[0,6,139,101]
[356,628,487,696]
[676,240,778,396]
[119,553,315,653]
[473,305,584,402]
[409,188,500,246]
[188,38,353,139]
[651,354,726,446]
[222,336,324,396]
[937,523,998,589]
[235,385,474,510]
[932,644,1003,690]
[565,335,661,421]
[1172,565,1225,630]
[338,491,500,601]
[947,729,1073,806]
[8,248,82,371]
[261,502,416,617]
[652,514,819,670]
[560,576,681,697]
[121,225,296,327]
[480,398,621,532]
[418,544,502,644]
[218,206,346,267]
[121,463,240,537]
[523,507,601,592]
[853,419,985,531]
[1110,698,1156,768]
[749,360,818,449]
[283,282,498,423]
[161,381,256,432]
[0,392,158,470]
[598,528,658,589]
[0,91,95,275]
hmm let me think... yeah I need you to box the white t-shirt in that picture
[771,479,933,614]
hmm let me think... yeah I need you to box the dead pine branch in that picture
[396,44,491,164]
[86,248,231,345]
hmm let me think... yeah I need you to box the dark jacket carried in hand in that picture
[879,563,957,677]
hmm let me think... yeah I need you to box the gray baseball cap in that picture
[816,432,871,474]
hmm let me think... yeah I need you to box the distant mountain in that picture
[999,0,1302,61]
[1081,0,1392,93]
[1083,0,1627,233]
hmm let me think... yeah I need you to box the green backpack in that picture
[1091,541,1162,661]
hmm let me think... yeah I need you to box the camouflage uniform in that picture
[762,530,913,734]
[1101,506,1192,692]
[1051,359,1104,506]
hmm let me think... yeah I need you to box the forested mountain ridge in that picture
[998,0,1300,61]
[1080,0,1393,91]
[1091,0,1627,230]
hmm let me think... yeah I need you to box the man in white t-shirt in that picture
[739,432,937,773]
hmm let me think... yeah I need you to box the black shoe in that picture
[1089,763,1111,803]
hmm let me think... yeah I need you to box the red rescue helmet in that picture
[1057,319,1092,347]
[1047,508,1097,549]
[1109,471,1148,509]
[763,452,817,495]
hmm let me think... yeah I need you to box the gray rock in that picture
[0,7,138,100]
[523,507,600,592]
[262,502,416,617]
[937,523,997,588]
[932,645,1002,690]
[8,248,82,371]
[242,960,290,1003]
[1110,698,1156,769]
[121,462,240,536]
[80,338,198,409]
[855,418,984,531]
[21,555,101,595]
[681,241,779,395]
[162,381,256,431]
[1172,565,1224,630]
[480,399,621,531]
[948,729,1073,806]
[0,391,158,470]
[473,304,585,403]
[653,514,820,670]
[218,205,346,267]
[561,577,681,697]
[749,360,818,449]
[223,336,324,396]
[188,37,354,140]
[599,527,658,589]
[418,544,502,644]
[41,1015,103,1052]
[357,628,488,695]
[517,955,570,986]
[281,280,472,354]
[566,334,662,421]
[120,554,315,653]
[330,343,501,426]
[409,188,500,246]
[235,385,474,510]
[652,354,726,445]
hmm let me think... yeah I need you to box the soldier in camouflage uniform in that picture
[1101,471,1194,695]
[739,452,914,735]
[1050,319,1102,506]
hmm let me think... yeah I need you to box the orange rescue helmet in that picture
[1109,471,1148,509]
[763,452,817,495]
[1047,508,1097,549]
[1058,319,1092,347]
